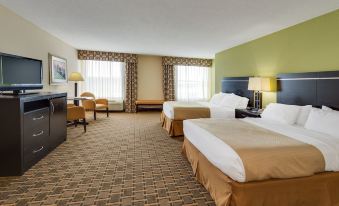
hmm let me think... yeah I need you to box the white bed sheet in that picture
[163,101,235,119]
[183,118,339,182]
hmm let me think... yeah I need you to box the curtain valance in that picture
[162,56,212,67]
[78,50,138,63]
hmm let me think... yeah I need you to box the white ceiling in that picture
[1,0,339,58]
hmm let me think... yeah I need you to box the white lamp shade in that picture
[68,72,84,81]
[248,77,261,91]
[248,77,276,92]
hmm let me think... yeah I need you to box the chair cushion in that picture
[96,104,108,109]
[67,106,86,121]
[135,100,164,105]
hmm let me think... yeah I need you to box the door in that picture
[49,96,67,151]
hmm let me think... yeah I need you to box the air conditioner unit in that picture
[96,100,124,111]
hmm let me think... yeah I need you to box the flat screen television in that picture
[0,53,43,94]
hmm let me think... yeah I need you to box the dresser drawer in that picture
[23,108,50,170]
[24,123,49,152]
[23,143,47,171]
[24,107,49,129]
[23,126,49,170]
[24,108,50,150]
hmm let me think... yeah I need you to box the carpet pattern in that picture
[0,112,215,206]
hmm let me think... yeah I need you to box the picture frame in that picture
[49,53,68,85]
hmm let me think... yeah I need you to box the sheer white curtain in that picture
[175,65,211,102]
[79,60,125,100]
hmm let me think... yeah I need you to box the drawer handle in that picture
[33,130,44,137]
[32,146,44,154]
[50,101,55,114]
[33,115,44,121]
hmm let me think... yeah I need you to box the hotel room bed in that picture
[182,71,339,206]
[182,137,339,206]
[161,77,253,136]
[161,101,236,136]
[184,118,339,182]
[183,118,339,206]
[163,101,237,120]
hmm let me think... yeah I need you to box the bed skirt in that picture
[182,137,339,206]
[160,111,183,136]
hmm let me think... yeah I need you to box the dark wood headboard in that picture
[221,77,253,106]
[277,71,339,109]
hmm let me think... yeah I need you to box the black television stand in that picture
[0,92,67,176]
[1,90,39,95]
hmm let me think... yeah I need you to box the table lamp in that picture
[248,77,276,110]
[68,72,84,97]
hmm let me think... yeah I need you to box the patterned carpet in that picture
[0,112,215,206]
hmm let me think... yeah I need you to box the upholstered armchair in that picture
[67,104,87,132]
[80,92,109,120]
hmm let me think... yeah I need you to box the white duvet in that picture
[183,118,339,182]
[163,101,235,119]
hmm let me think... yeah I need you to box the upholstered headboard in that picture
[221,77,253,106]
[277,71,339,109]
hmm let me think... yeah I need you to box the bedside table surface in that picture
[235,109,262,118]
[237,109,262,114]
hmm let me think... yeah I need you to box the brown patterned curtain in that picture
[78,50,138,113]
[163,65,175,101]
[162,56,213,101]
[125,62,138,112]
[162,56,213,67]
[78,50,138,63]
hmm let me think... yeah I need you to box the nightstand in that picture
[235,108,262,118]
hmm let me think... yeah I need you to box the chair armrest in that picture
[96,98,109,105]
[82,100,96,110]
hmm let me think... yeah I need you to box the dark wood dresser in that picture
[0,92,67,176]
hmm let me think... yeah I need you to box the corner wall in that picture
[137,55,164,100]
[0,5,78,96]
[214,9,339,106]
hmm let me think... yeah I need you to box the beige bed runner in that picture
[192,119,325,182]
[170,102,210,120]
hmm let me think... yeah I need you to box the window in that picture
[79,60,125,100]
[175,65,211,102]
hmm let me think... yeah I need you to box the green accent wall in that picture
[214,9,339,106]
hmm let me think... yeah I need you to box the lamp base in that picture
[74,82,79,106]
[251,107,259,112]
[253,91,262,110]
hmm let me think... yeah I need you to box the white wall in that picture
[0,5,77,96]
[137,55,164,100]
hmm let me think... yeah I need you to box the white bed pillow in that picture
[213,93,248,109]
[233,94,249,109]
[304,108,339,138]
[296,105,313,126]
[210,93,232,105]
[219,94,240,108]
[322,105,333,111]
[261,103,301,125]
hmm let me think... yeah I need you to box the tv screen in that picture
[0,53,43,92]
